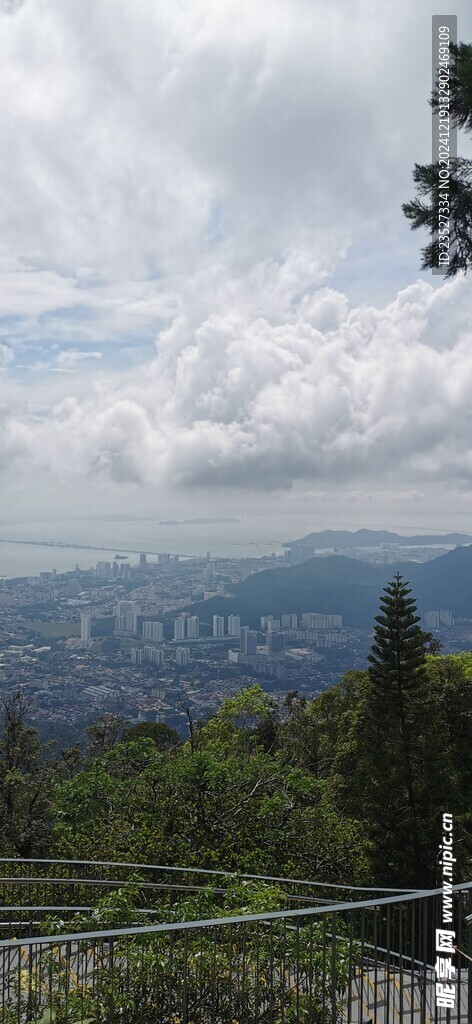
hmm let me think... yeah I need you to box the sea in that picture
[0,513,470,580]
[0,517,291,578]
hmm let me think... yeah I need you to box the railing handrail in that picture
[1,881,470,949]
[0,857,414,893]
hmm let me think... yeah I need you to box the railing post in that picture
[464,888,468,1024]
[331,911,337,1024]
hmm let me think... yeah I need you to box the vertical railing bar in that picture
[467,888,472,1024]
[455,888,461,1024]
[295,917,300,1023]
[49,941,55,1024]
[97,937,102,1023]
[321,913,327,1018]
[410,897,416,1024]
[330,911,337,1024]
[347,908,353,1024]
[27,936,33,1022]
[182,927,188,1024]
[254,919,260,1024]
[212,925,217,1024]
[360,905,365,1023]
[434,891,440,1024]
[373,904,379,1024]
[228,923,233,1024]
[65,939,71,1023]
[169,927,174,1021]
[109,937,115,1023]
[241,922,247,1024]
[16,940,20,1024]
[269,920,274,1024]
[308,918,314,1014]
[198,922,204,1024]
[385,903,391,1024]
[398,904,404,1024]
[420,896,427,1024]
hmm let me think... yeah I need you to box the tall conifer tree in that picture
[366,574,427,884]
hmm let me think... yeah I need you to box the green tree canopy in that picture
[121,721,180,750]
[0,691,53,857]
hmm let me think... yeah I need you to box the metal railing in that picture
[0,858,414,940]
[0,859,470,1023]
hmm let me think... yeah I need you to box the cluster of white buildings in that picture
[114,600,139,636]
[129,644,191,668]
[301,613,343,629]
[260,613,342,631]
[142,620,164,642]
[130,646,165,666]
[172,613,241,640]
[95,560,132,580]
[173,615,200,640]
[212,614,241,638]
[424,609,454,629]
[81,602,346,672]
[175,647,191,667]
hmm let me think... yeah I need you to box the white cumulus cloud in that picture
[1,258,472,496]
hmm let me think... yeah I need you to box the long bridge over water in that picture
[0,537,202,560]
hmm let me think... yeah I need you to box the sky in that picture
[1,0,472,537]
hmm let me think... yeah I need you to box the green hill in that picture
[285,528,472,548]
[175,546,472,630]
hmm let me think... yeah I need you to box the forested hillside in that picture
[184,545,472,629]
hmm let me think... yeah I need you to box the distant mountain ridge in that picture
[284,529,472,548]
[181,546,472,631]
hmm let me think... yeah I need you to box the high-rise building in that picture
[175,647,191,667]
[139,552,147,568]
[143,646,165,666]
[267,631,285,657]
[130,647,144,665]
[158,553,171,564]
[227,615,241,637]
[173,617,186,641]
[301,613,342,630]
[240,626,257,655]
[261,615,273,630]
[142,620,164,642]
[80,613,91,643]
[114,600,139,636]
[282,614,298,629]
[96,561,112,578]
[288,544,316,563]
[187,615,199,639]
[424,609,454,629]
[213,615,225,638]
